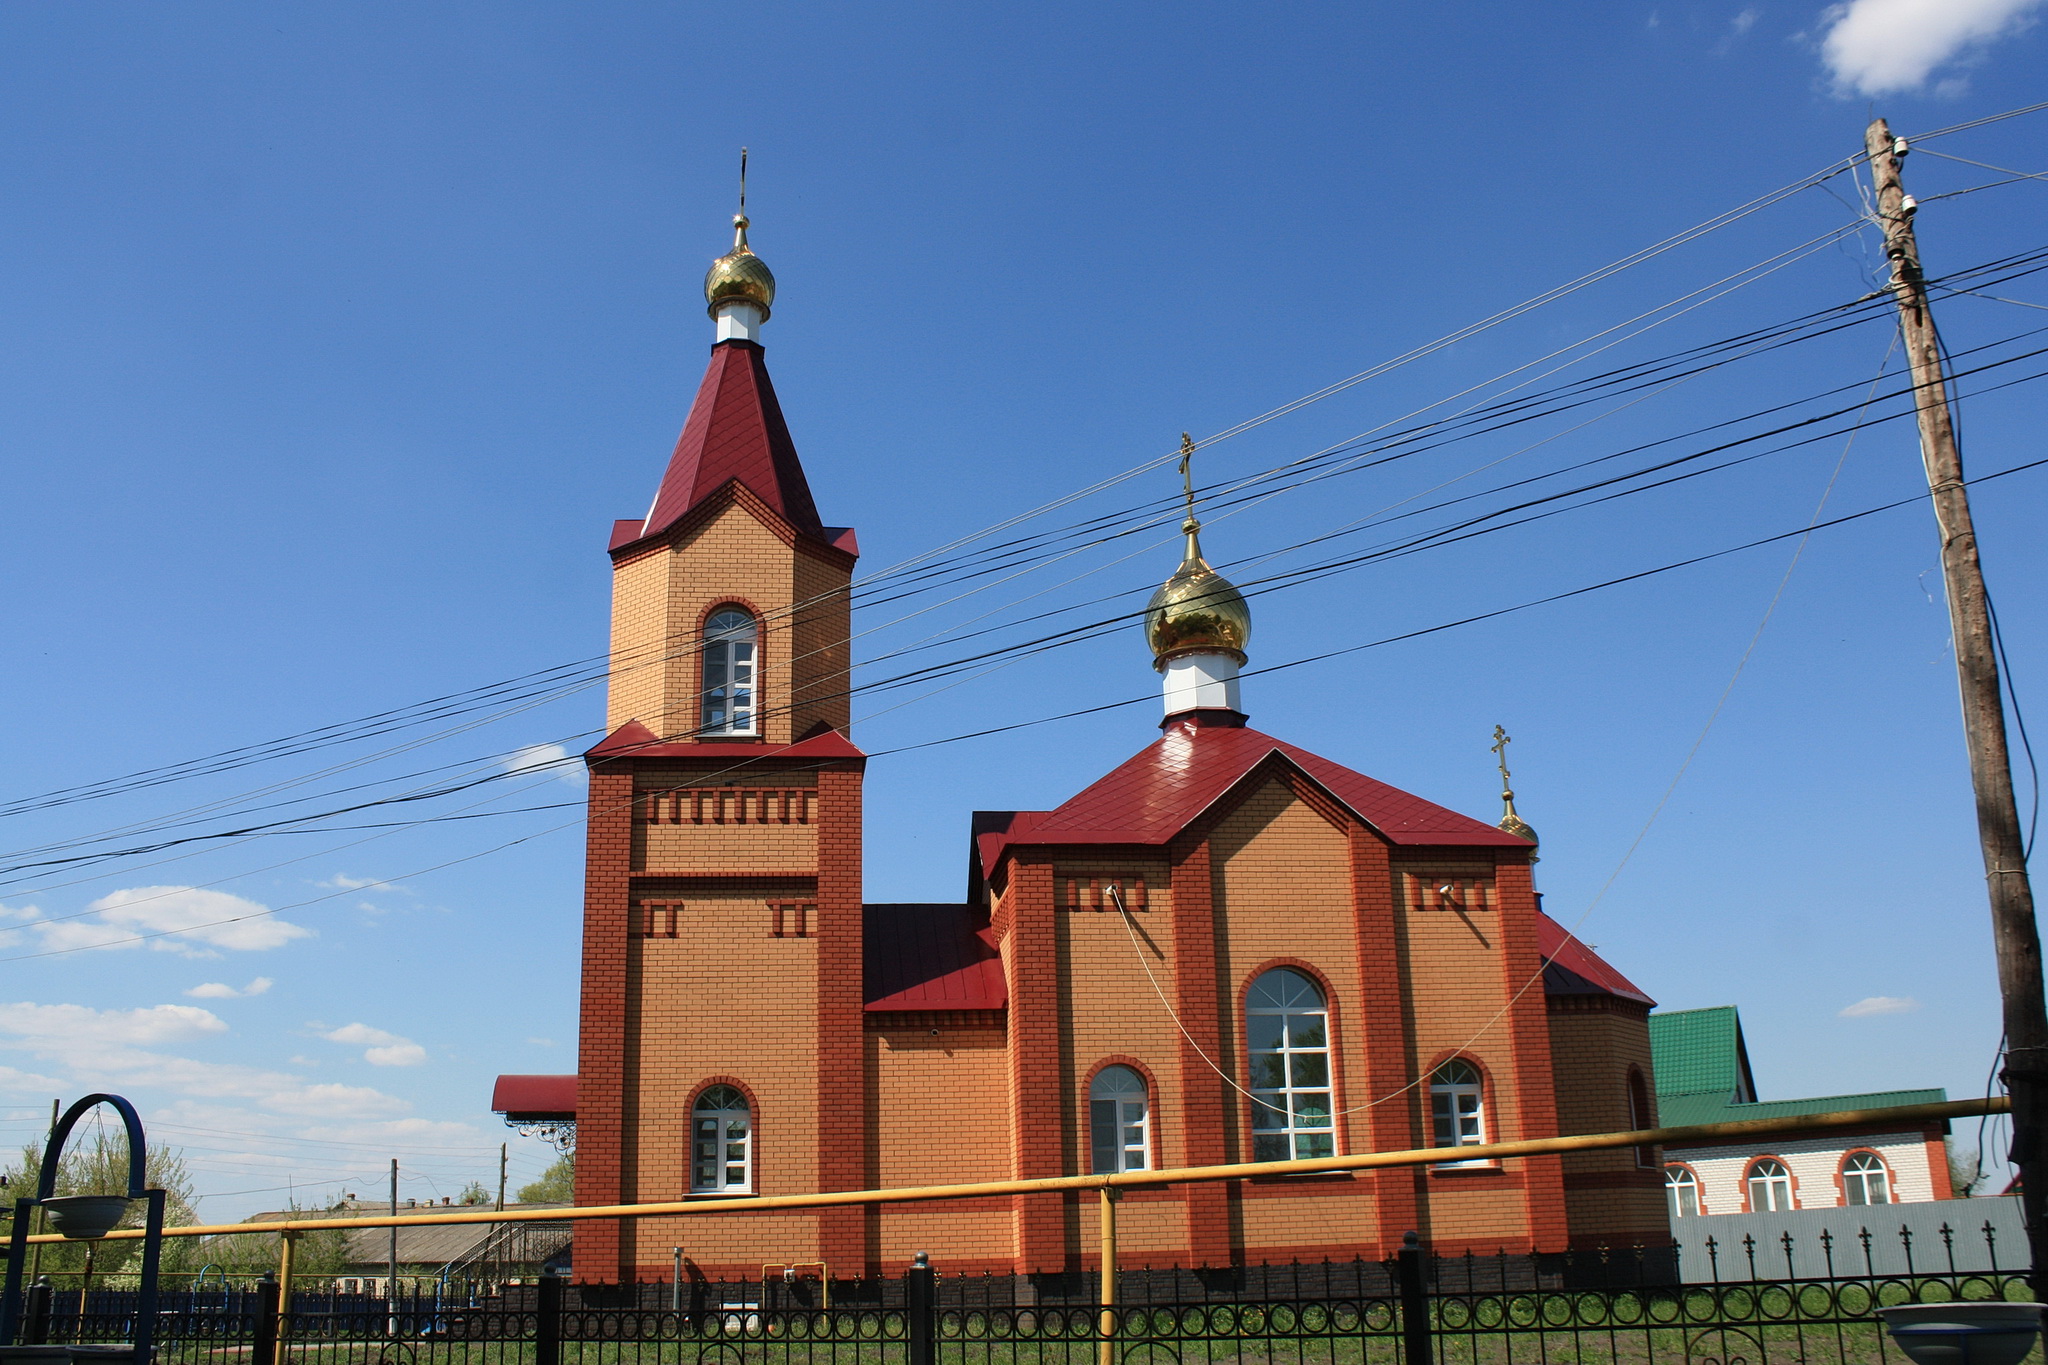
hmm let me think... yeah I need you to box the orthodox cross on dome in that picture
[1491,724,1538,852]
[1178,432,1198,530]
[738,145,748,218]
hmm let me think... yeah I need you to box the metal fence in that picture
[11,1221,2039,1365]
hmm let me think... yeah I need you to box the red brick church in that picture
[491,211,1668,1285]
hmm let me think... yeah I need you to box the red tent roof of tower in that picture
[635,339,826,544]
[974,717,1530,873]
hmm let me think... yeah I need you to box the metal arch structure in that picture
[504,1117,577,1155]
[0,1092,169,1365]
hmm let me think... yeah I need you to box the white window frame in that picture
[1665,1164,1701,1218]
[1089,1065,1150,1174]
[700,608,759,737]
[1246,968,1335,1162]
[1843,1151,1892,1206]
[1747,1157,1795,1212]
[690,1085,753,1194]
[1430,1060,1490,1167]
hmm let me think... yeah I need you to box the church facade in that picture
[492,212,1669,1285]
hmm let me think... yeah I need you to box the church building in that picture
[491,210,1669,1285]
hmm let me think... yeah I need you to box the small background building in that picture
[1652,1006,1952,1222]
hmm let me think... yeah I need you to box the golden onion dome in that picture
[704,214,775,319]
[1145,520,1252,669]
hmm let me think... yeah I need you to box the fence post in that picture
[252,1275,279,1365]
[1398,1232,1432,1365]
[534,1272,562,1365]
[905,1252,935,1365]
[21,1280,49,1346]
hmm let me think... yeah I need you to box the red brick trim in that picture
[814,765,866,1268]
[864,1010,1006,1030]
[1740,1154,1803,1213]
[1006,856,1066,1272]
[1348,824,1418,1254]
[1167,835,1232,1267]
[1661,1159,1705,1215]
[573,766,636,1284]
[1429,1167,1527,1189]
[1232,956,1353,1159]
[1926,1126,1957,1199]
[1495,858,1567,1251]
[1082,1055,1162,1174]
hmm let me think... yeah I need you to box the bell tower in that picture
[573,198,869,1283]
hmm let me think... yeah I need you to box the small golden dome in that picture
[1145,521,1252,669]
[704,214,775,319]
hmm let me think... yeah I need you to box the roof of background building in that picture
[1650,1003,1944,1132]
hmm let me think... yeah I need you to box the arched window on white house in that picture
[690,1085,752,1193]
[1246,968,1333,1161]
[1747,1157,1794,1212]
[700,609,758,736]
[1665,1164,1701,1218]
[1843,1152,1892,1205]
[1090,1065,1149,1173]
[1430,1060,1488,1166]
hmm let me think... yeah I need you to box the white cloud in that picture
[1840,994,1922,1017]
[322,1022,428,1067]
[186,977,274,1000]
[23,887,312,959]
[317,874,404,893]
[1820,0,2045,94]
[1732,6,1760,33]
[504,743,585,786]
[0,1002,227,1046]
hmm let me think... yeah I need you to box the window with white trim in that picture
[1089,1065,1150,1173]
[1665,1164,1701,1218]
[1747,1157,1794,1211]
[690,1085,752,1193]
[1843,1151,1892,1205]
[1430,1060,1488,1165]
[1246,968,1334,1161]
[700,609,758,736]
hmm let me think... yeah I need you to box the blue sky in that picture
[1,1,2044,1219]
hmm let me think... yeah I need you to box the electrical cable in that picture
[13,444,2046,965]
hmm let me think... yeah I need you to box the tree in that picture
[0,1128,198,1276]
[517,1155,574,1204]
[458,1181,491,1206]
[1949,1137,1987,1198]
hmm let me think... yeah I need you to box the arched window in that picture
[1665,1164,1701,1218]
[1246,968,1333,1161]
[1089,1066,1150,1173]
[1843,1151,1892,1206]
[1628,1068,1655,1168]
[700,609,758,736]
[690,1085,751,1193]
[1430,1060,1488,1165]
[1746,1157,1794,1212]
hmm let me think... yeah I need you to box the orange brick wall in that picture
[1547,1002,1669,1246]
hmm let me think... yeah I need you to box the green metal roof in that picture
[1659,1087,1948,1128]
[1649,1003,1946,1131]
[1648,1006,1756,1100]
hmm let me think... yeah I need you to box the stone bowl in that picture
[1877,1302,2046,1365]
[37,1195,133,1241]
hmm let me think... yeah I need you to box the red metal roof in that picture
[1536,912,1655,1005]
[977,714,1529,870]
[863,904,1007,1011]
[586,719,867,763]
[635,340,825,545]
[491,1074,577,1119]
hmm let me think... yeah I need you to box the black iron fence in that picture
[9,1220,2038,1365]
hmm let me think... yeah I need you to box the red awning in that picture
[491,1074,577,1120]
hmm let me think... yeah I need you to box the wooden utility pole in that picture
[1866,118,2048,1289]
